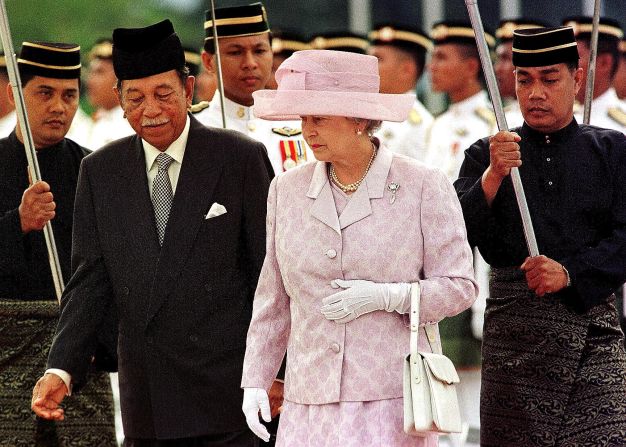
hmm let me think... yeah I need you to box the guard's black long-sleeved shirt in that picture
[0,131,89,300]
[455,119,626,311]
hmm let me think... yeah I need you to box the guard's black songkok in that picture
[17,42,81,79]
[203,3,270,53]
[369,24,432,54]
[512,26,579,67]
[430,20,495,49]
[112,19,185,80]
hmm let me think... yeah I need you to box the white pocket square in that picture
[205,202,227,219]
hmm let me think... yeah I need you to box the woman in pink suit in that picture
[241,49,477,447]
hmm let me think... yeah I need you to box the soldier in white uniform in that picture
[565,17,626,133]
[425,21,497,180]
[424,21,497,444]
[0,52,16,137]
[368,24,433,161]
[495,19,548,129]
[67,39,133,149]
[195,2,312,175]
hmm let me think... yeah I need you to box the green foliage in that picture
[3,0,207,55]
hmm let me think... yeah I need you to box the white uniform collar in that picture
[210,95,253,121]
[449,90,489,113]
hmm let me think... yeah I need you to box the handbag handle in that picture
[410,283,442,356]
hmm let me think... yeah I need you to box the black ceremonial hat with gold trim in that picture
[0,50,6,71]
[17,41,81,79]
[496,19,549,43]
[204,3,270,53]
[272,30,310,57]
[512,26,579,67]
[310,31,369,54]
[88,38,113,61]
[113,19,185,80]
[183,46,202,76]
[431,20,495,49]
[563,16,624,43]
[369,23,433,54]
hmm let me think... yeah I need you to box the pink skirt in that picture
[276,398,438,447]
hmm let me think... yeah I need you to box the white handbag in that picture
[403,283,463,435]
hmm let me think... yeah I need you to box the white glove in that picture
[320,279,411,324]
[242,387,271,442]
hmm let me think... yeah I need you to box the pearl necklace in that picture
[330,143,377,193]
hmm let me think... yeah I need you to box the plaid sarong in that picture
[0,299,117,446]
[480,268,626,447]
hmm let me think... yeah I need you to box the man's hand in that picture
[31,373,68,421]
[482,131,522,205]
[19,181,56,234]
[488,131,522,179]
[268,380,284,418]
[521,255,569,297]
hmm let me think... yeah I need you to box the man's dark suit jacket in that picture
[47,116,273,439]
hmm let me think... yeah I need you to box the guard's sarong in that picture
[480,268,626,447]
[0,300,117,446]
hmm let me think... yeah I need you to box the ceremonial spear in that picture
[582,0,601,124]
[464,0,539,257]
[208,0,227,128]
[0,0,65,300]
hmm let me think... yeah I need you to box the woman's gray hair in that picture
[354,118,382,136]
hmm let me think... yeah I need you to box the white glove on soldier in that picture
[242,387,271,442]
[320,279,411,324]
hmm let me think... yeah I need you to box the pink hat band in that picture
[253,50,414,122]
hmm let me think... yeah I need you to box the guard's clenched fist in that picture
[19,180,56,233]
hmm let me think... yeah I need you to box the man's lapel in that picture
[119,135,161,263]
[146,118,224,323]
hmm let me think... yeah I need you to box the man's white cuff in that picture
[45,369,72,395]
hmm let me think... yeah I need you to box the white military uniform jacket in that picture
[67,106,134,151]
[574,88,626,134]
[375,95,433,161]
[194,95,314,175]
[424,90,496,181]
[0,112,16,138]
[504,100,524,129]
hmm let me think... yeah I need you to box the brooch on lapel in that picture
[387,182,400,204]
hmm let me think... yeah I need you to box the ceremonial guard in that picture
[368,24,433,161]
[196,3,312,175]
[425,21,497,180]
[565,16,626,133]
[0,41,116,446]
[456,26,626,446]
[0,51,16,136]
[69,38,133,149]
[495,19,548,128]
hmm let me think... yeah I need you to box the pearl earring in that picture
[356,129,362,135]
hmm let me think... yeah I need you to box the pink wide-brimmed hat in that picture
[252,49,414,122]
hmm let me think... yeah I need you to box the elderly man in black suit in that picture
[32,19,272,447]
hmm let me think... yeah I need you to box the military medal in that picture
[280,140,306,171]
